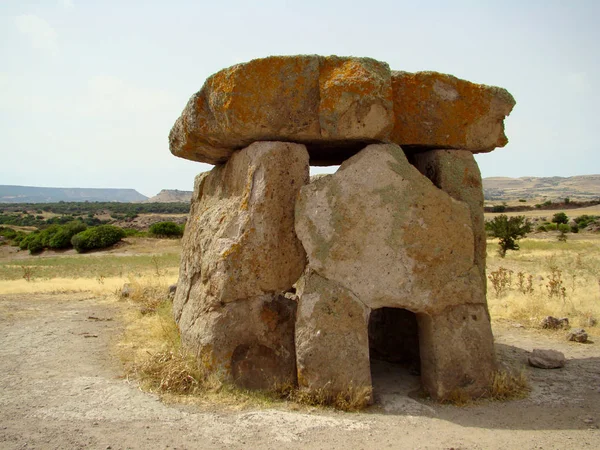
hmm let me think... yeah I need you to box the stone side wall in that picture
[294,144,494,400]
[173,141,309,388]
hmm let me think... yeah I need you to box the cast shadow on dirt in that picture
[368,342,600,431]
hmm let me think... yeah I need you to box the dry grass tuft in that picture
[442,388,472,407]
[441,369,530,406]
[120,277,171,314]
[275,383,372,412]
[489,369,530,401]
[134,348,215,395]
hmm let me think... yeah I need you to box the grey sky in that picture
[1,0,598,197]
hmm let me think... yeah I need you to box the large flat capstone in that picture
[169,55,515,166]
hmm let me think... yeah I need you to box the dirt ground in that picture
[0,293,599,450]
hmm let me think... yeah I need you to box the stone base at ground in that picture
[184,294,297,389]
[295,271,372,398]
[418,304,496,399]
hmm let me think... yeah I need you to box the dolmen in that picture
[170,55,515,402]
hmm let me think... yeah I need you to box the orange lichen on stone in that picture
[206,56,321,142]
[390,71,515,152]
[318,57,393,139]
[169,56,516,165]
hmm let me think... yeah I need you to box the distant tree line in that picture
[0,201,190,216]
[484,198,600,213]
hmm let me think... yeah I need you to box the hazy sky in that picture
[1,0,598,197]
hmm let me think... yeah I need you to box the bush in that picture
[0,226,17,239]
[12,231,27,245]
[19,232,38,251]
[491,205,506,213]
[18,232,44,254]
[48,221,87,249]
[71,225,126,253]
[552,212,568,225]
[486,215,531,257]
[27,236,44,254]
[149,221,184,238]
[536,225,547,232]
[574,215,599,229]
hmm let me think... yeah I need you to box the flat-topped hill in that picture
[0,185,148,203]
[483,175,600,202]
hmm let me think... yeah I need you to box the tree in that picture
[486,215,531,257]
[552,212,568,225]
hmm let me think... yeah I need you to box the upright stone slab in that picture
[418,304,496,399]
[186,293,298,390]
[410,150,487,293]
[294,143,495,400]
[295,270,372,398]
[295,143,482,314]
[173,141,309,388]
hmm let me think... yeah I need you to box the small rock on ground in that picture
[528,348,566,369]
[567,328,588,343]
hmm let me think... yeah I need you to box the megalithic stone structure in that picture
[170,55,515,401]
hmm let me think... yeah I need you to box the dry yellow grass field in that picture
[3,232,599,379]
[486,235,600,328]
[3,233,598,332]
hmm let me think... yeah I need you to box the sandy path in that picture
[0,293,599,449]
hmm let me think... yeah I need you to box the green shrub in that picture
[491,205,506,213]
[574,215,599,229]
[47,222,87,249]
[12,231,27,245]
[19,232,38,251]
[149,221,184,238]
[18,232,44,254]
[536,225,547,232]
[0,227,17,239]
[71,225,125,253]
[39,225,61,247]
[570,224,579,233]
[552,212,568,224]
[27,236,44,254]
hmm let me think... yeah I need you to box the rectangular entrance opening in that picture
[368,307,422,401]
